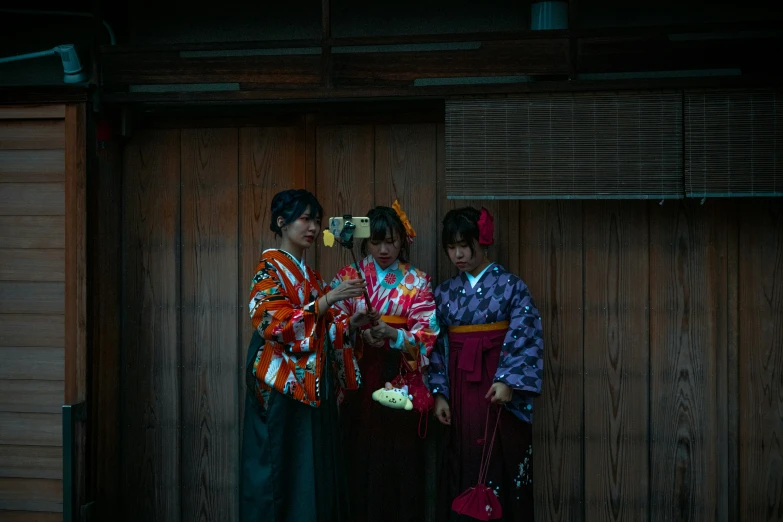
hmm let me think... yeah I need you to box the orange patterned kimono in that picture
[248,249,361,409]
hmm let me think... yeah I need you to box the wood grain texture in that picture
[649,201,726,522]
[725,202,739,522]
[64,103,86,406]
[0,380,63,413]
[738,199,783,522]
[0,445,61,479]
[374,124,438,278]
[0,151,65,182]
[315,125,375,282]
[0,348,62,381]
[0,478,61,513]
[0,184,64,216]
[89,141,123,521]
[238,126,303,441]
[0,510,62,521]
[180,128,239,522]
[0,315,64,347]
[0,283,64,314]
[0,105,65,120]
[0,121,64,150]
[0,250,64,282]
[520,201,584,522]
[583,201,649,522]
[0,413,60,446]
[122,129,181,522]
[0,218,64,249]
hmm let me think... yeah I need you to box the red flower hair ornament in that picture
[477,207,494,246]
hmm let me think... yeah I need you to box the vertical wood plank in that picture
[726,202,739,522]
[64,103,87,522]
[238,126,302,448]
[521,201,584,522]
[64,103,87,406]
[122,129,181,522]
[738,199,783,522]
[315,125,374,283]
[584,201,649,522]
[649,201,726,522]
[374,124,438,278]
[90,140,123,520]
[181,128,239,522]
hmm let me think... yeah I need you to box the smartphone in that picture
[328,216,371,240]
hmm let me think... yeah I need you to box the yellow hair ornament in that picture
[322,229,335,247]
[392,200,416,244]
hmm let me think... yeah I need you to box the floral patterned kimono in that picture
[429,263,544,522]
[330,255,439,522]
[240,249,360,522]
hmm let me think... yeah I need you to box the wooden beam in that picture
[322,0,332,88]
[0,86,90,105]
[100,75,781,105]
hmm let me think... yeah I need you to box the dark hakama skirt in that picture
[438,327,534,522]
[340,336,428,522]
[240,331,352,522]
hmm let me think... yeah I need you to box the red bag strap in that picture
[477,406,502,485]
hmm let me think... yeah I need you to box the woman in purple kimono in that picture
[429,206,544,522]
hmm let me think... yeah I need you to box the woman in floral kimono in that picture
[240,189,373,522]
[330,205,439,522]
[429,207,544,522]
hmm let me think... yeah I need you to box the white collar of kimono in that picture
[372,257,399,279]
[465,262,494,288]
[277,249,308,278]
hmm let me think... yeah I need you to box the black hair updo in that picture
[441,206,481,256]
[360,206,410,263]
[269,189,324,236]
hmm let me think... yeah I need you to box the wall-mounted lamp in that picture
[0,44,87,84]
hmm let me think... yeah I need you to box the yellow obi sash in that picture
[448,320,510,334]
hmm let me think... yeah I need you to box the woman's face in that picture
[279,206,321,250]
[367,228,401,270]
[446,235,484,273]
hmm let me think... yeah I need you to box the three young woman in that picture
[241,190,543,522]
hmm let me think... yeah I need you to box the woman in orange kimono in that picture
[240,189,373,522]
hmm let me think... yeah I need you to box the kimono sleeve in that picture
[248,259,320,353]
[398,272,439,361]
[326,266,357,349]
[494,279,544,396]
[427,288,450,399]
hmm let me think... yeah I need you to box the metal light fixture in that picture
[0,44,88,84]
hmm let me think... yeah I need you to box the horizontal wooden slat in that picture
[0,184,64,216]
[0,250,64,282]
[0,380,63,414]
[445,92,683,199]
[0,151,65,182]
[0,315,64,347]
[0,478,62,512]
[0,105,65,120]
[102,52,322,86]
[0,217,65,249]
[0,510,62,521]
[332,39,570,86]
[0,445,61,479]
[0,283,64,314]
[685,90,783,197]
[0,121,65,150]
[0,347,63,381]
[577,34,778,74]
[0,413,61,446]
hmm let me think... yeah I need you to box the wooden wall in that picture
[0,105,67,520]
[113,114,782,522]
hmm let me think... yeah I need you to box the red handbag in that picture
[390,352,434,438]
[451,407,503,521]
